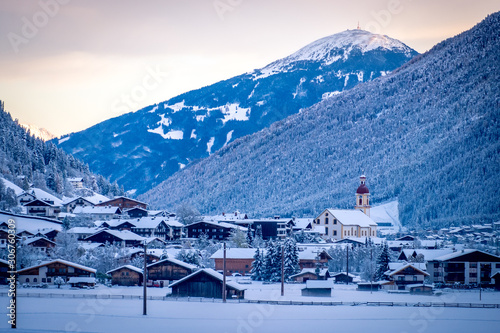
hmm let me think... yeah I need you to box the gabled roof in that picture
[210,248,258,260]
[23,236,56,246]
[304,279,334,289]
[74,206,122,215]
[17,259,96,274]
[431,249,500,262]
[387,262,429,276]
[85,229,144,241]
[147,257,197,271]
[188,220,247,231]
[323,209,377,227]
[168,268,246,291]
[107,265,143,275]
[97,196,147,206]
[290,268,329,278]
[24,199,55,207]
[21,188,63,206]
[298,248,332,261]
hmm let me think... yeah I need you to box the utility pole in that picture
[346,245,349,285]
[222,242,227,303]
[281,243,285,296]
[143,240,147,315]
[370,247,373,294]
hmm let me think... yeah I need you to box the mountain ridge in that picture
[139,13,500,227]
[55,30,418,194]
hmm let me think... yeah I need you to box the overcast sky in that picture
[1,0,498,136]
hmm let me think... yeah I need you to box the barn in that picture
[107,265,143,286]
[147,258,197,286]
[169,268,245,299]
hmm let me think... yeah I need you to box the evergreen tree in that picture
[251,249,264,281]
[374,242,391,281]
[252,224,264,248]
[283,237,300,280]
[246,225,254,247]
[262,240,282,282]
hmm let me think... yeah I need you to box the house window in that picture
[398,276,404,281]
[359,197,362,205]
[26,278,30,283]
[42,278,46,283]
[34,278,38,283]
[47,278,51,283]
[413,276,417,281]
[333,230,337,236]
[325,213,328,216]
[325,218,329,224]
[325,227,329,235]
[496,264,500,269]
[333,219,337,224]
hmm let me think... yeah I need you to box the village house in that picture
[17,259,96,286]
[289,268,330,283]
[73,206,122,221]
[84,229,144,247]
[125,207,149,218]
[96,196,148,210]
[385,262,429,290]
[298,248,332,270]
[147,258,197,286]
[210,248,256,276]
[107,265,143,286]
[24,199,61,218]
[62,197,95,213]
[22,237,56,254]
[130,217,184,241]
[426,249,500,285]
[169,268,245,299]
[185,220,247,240]
[67,177,84,189]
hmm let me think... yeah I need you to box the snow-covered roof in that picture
[290,268,329,278]
[399,249,454,261]
[23,188,63,206]
[168,268,246,291]
[17,259,96,274]
[324,209,377,227]
[210,248,258,260]
[67,177,83,182]
[67,227,102,234]
[84,193,110,205]
[432,249,500,262]
[191,220,247,231]
[0,211,62,233]
[298,248,332,260]
[147,257,197,271]
[23,236,56,245]
[387,262,429,276]
[292,218,313,230]
[78,242,104,250]
[304,279,333,289]
[74,206,121,215]
[0,177,24,196]
[107,265,143,275]
[86,229,144,241]
[330,272,357,278]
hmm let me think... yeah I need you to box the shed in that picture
[289,268,330,282]
[147,258,197,285]
[331,272,355,284]
[169,268,245,299]
[407,284,434,295]
[301,280,333,297]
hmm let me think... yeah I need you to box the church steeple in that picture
[355,175,371,216]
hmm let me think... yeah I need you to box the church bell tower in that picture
[355,175,370,217]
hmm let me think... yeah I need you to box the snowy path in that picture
[1,296,499,333]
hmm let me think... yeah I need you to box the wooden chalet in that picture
[289,268,330,283]
[84,229,144,247]
[63,197,95,213]
[385,262,429,290]
[17,259,96,285]
[23,237,56,253]
[169,268,245,299]
[147,258,197,285]
[125,207,148,218]
[96,196,147,210]
[298,249,332,270]
[210,248,256,276]
[185,221,246,240]
[330,272,355,284]
[107,265,143,286]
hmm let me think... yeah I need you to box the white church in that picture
[312,175,378,240]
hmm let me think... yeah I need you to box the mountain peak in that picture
[254,30,416,79]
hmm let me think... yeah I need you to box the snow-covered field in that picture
[2,284,499,332]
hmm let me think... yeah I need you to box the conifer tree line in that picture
[251,237,300,282]
[0,101,123,206]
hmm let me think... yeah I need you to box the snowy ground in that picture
[1,284,499,332]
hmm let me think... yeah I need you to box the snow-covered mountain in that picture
[139,13,500,227]
[55,30,418,194]
[21,123,56,141]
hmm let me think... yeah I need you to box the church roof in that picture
[356,183,369,194]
